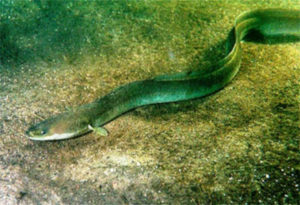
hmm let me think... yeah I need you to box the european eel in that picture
[27,9,300,141]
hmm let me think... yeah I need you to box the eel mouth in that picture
[27,132,77,141]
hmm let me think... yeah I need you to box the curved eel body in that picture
[27,9,300,141]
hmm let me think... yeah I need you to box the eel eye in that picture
[40,130,46,135]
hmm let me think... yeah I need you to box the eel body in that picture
[27,9,300,141]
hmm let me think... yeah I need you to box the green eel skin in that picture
[27,8,300,141]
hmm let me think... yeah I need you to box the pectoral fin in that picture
[65,106,72,111]
[88,125,108,136]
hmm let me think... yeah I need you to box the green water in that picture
[1,0,196,66]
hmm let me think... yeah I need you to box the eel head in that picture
[26,112,92,141]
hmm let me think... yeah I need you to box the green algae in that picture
[0,0,299,204]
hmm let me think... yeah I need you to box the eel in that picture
[26,8,300,141]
